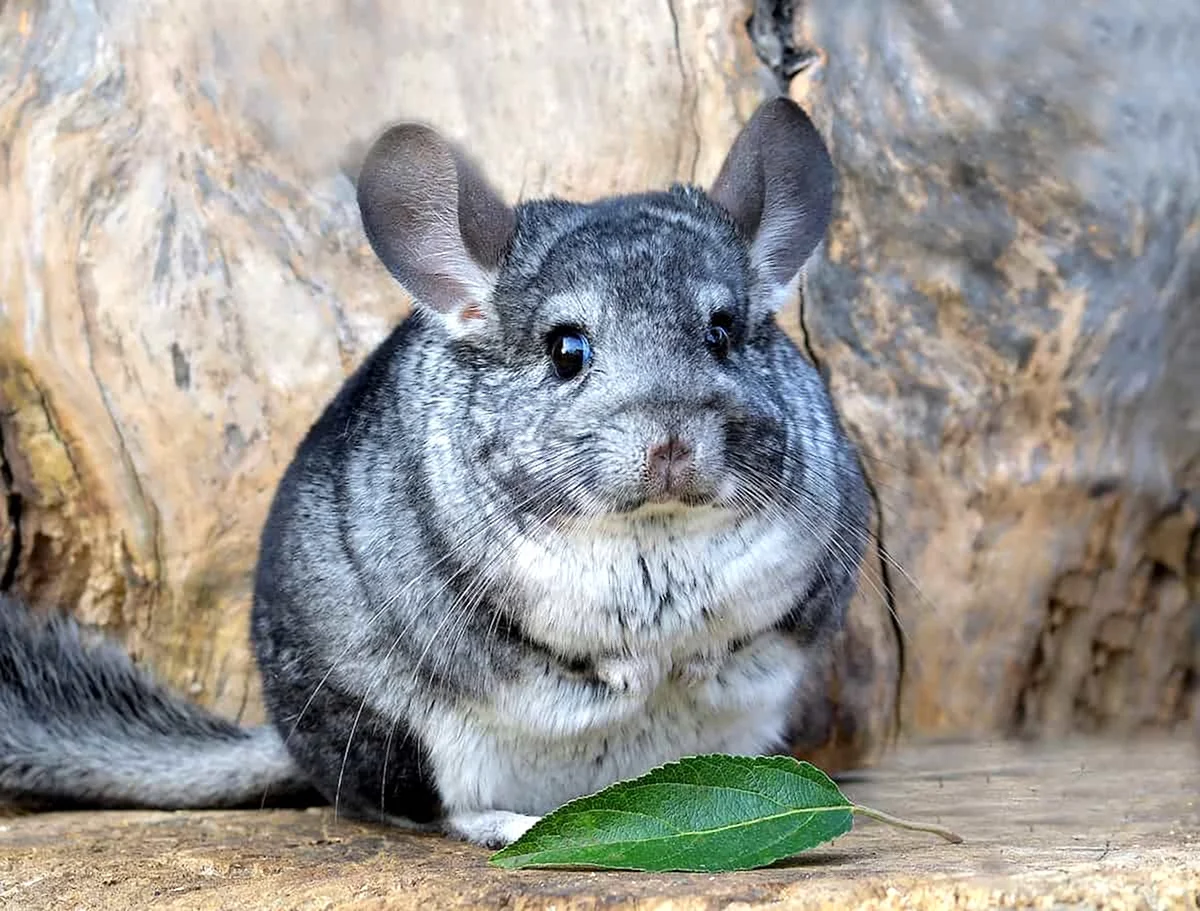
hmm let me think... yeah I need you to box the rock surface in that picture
[0,0,1196,768]
[2,738,1197,910]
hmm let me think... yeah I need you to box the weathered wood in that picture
[798,0,1200,738]
[2,737,1196,909]
[0,0,1196,766]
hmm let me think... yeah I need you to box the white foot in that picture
[443,810,542,849]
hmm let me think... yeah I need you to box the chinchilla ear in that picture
[708,97,834,312]
[357,123,516,330]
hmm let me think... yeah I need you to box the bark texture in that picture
[799,0,1200,739]
[0,0,1195,767]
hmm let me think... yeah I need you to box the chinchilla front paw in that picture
[671,648,727,687]
[444,810,542,849]
[595,654,667,698]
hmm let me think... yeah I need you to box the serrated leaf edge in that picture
[489,753,852,868]
[489,802,854,870]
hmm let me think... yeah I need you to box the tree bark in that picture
[0,0,1194,767]
[800,0,1200,738]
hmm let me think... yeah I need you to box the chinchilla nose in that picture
[646,435,694,491]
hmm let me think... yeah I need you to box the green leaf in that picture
[488,754,855,873]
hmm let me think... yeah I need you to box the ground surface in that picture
[2,737,1197,910]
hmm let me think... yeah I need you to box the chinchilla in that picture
[0,97,870,848]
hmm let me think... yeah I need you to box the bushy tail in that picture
[0,596,316,810]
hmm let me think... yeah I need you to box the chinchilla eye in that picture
[547,327,593,380]
[705,311,734,359]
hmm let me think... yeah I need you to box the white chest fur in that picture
[419,506,824,816]
[424,631,808,815]
[509,505,825,658]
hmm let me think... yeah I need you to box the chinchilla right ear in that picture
[708,97,835,314]
[356,123,516,334]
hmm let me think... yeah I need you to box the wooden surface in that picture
[2,737,1196,910]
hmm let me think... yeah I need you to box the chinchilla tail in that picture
[0,595,316,811]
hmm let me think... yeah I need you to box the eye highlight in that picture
[547,326,593,380]
[705,311,734,359]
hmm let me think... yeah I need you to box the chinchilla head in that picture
[356,98,839,522]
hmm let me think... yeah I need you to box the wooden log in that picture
[799,0,1200,738]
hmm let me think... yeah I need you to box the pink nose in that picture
[647,436,694,490]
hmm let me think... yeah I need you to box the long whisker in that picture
[723,454,937,689]
[270,445,594,812]
[720,456,903,665]
[730,458,890,616]
[768,447,944,627]
[421,469,600,683]
[371,468,601,813]
[330,452,598,816]
[733,446,942,625]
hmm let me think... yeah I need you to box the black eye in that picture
[547,327,593,380]
[705,311,734,359]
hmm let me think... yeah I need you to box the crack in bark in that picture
[796,286,907,740]
[746,0,818,94]
[75,277,165,595]
[664,0,701,182]
[0,418,23,592]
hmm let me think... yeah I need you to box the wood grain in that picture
[2,737,1196,909]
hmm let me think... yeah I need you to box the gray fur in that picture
[0,597,313,809]
[0,98,871,849]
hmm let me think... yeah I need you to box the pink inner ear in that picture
[460,303,486,321]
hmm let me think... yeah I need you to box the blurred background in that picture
[0,0,1196,770]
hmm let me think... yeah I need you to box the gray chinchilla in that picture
[0,97,870,848]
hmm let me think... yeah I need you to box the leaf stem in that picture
[851,804,964,844]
